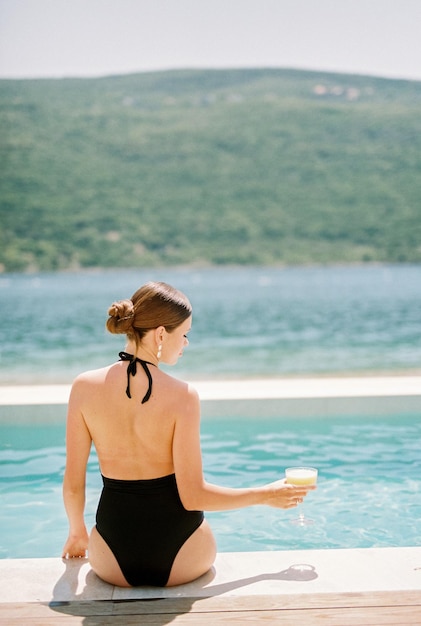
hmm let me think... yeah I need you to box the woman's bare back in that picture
[73,359,191,480]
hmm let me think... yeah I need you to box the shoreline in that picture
[2,260,421,276]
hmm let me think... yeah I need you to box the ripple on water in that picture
[1,413,420,557]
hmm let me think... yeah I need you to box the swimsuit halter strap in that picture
[118,351,156,404]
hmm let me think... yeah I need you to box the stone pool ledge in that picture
[1,375,421,419]
[1,547,420,604]
[0,548,420,623]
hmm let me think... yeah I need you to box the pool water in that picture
[0,414,420,559]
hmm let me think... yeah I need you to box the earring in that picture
[157,344,162,360]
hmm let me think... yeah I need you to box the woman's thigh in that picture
[88,526,130,587]
[166,519,217,587]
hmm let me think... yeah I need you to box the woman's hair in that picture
[106,281,192,344]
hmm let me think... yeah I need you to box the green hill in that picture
[1,68,420,272]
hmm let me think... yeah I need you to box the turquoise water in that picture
[1,265,421,383]
[1,413,420,559]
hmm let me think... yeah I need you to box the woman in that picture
[62,281,314,587]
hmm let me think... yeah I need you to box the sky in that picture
[0,0,420,82]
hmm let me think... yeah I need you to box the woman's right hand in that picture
[62,530,89,559]
[261,478,316,509]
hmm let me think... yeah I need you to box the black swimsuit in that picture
[94,353,204,587]
[96,474,204,586]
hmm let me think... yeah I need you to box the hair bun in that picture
[106,299,134,334]
[108,299,134,320]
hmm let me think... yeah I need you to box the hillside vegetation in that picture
[1,68,420,272]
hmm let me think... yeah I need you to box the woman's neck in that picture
[124,341,158,366]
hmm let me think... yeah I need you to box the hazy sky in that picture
[0,0,420,81]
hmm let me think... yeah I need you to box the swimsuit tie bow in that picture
[118,351,154,404]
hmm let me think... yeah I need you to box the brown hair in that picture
[106,281,192,345]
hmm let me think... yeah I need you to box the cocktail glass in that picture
[285,467,318,526]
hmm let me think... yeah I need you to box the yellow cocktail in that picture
[285,467,318,525]
[285,467,318,486]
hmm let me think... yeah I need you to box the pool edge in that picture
[0,546,420,605]
[1,375,421,420]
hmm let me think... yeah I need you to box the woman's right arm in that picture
[172,387,314,512]
[62,377,92,558]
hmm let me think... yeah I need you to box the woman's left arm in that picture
[62,377,92,558]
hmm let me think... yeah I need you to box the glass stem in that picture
[298,505,305,523]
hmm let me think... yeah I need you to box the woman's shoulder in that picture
[69,364,122,406]
[158,370,200,403]
[71,363,115,387]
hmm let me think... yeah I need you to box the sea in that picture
[0,264,420,384]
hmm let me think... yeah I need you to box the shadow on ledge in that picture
[49,559,318,625]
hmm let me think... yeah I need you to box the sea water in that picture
[0,264,420,383]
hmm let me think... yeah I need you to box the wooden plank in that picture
[0,616,103,626]
[2,606,421,626]
[0,601,112,618]
[106,591,421,615]
[135,606,421,625]
[133,606,421,625]
[1,592,421,617]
